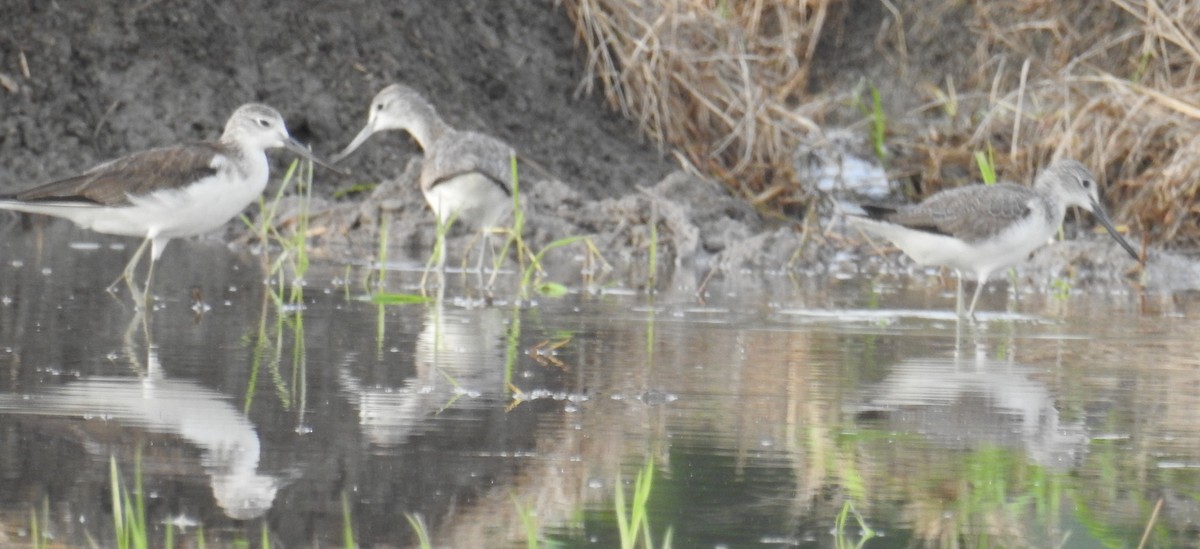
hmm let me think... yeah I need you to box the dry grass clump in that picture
[562,0,834,207]
[567,0,1200,247]
[912,0,1200,247]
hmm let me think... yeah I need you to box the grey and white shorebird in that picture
[331,83,515,274]
[0,103,337,297]
[847,159,1140,318]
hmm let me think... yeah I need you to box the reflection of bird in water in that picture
[854,353,1087,469]
[0,313,278,520]
[337,304,508,447]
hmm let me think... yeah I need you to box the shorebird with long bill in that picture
[0,103,340,301]
[331,84,515,282]
[846,159,1140,318]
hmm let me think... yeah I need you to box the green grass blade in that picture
[371,292,434,305]
[341,492,356,549]
[405,513,432,549]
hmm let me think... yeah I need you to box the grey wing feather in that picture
[11,142,222,206]
[421,130,514,194]
[884,183,1035,243]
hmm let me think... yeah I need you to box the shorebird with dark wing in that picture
[331,84,515,279]
[847,159,1140,318]
[0,103,339,302]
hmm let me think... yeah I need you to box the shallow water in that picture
[0,223,1197,548]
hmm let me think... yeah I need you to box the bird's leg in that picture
[139,255,158,308]
[136,238,168,309]
[484,229,503,292]
[472,232,487,293]
[109,237,152,293]
[966,278,986,322]
[461,229,485,273]
[953,270,965,318]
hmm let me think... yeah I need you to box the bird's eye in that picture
[375,103,385,111]
[1082,179,1095,189]
[257,118,272,128]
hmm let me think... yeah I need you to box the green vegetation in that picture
[1051,277,1071,301]
[28,498,49,549]
[832,501,875,549]
[405,513,433,549]
[331,181,377,200]
[614,457,672,549]
[243,157,312,284]
[974,144,997,185]
[646,208,658,291]
[342,492,357,549]
[514,496,557,549]
[110,455,149,549]
[865,84,887,163]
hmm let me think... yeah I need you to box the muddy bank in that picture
[0,0,673,196]
[0,1,1191,296]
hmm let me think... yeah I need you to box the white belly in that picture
[851,214,1056,281]
[0,159,268,240]
[422,172,513,230]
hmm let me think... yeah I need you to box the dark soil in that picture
[0,0,811,286]
[0,0,672,197]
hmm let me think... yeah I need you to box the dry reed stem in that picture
[567,0,1200,246]
[564,0,834,201]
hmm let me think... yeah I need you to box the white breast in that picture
[422,172,513,230]
[117,151,270,239]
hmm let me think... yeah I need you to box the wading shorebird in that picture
[0,103,339,302]
[846,159,1140,318]
[331,84,515,280]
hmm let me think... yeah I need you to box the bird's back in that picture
[867,183,1039,244]
[420,130,514,194]
[4,142,226,207]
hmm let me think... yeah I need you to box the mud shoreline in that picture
[0,1,1181,294]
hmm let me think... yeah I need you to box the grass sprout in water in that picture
[342,492,357,549]
[500,155,611,298]
[833,501,875,549]
[615,457,673,549]
[28,497,49,549]
[514,496,552,549]
[406,513,433,549]
[243,156,315,286]
[109,454,148,549]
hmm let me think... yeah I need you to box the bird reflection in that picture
[338,301,507,447]
[0,311,278,519]
[855,332,1087,469]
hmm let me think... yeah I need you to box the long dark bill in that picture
[1090,199,1140,261]
[328,122,375,164]
[285,138,347,176]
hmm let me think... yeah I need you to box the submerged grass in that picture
[244,156,314,284]
[110,454,148,549]
[342,492,356,549]
[28,497,49,549]
[832,501,875,549]
[405,513,433,549]
[614,457,672,549]
[514,496,554,549]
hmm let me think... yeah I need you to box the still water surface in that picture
[0,224,1196,548]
